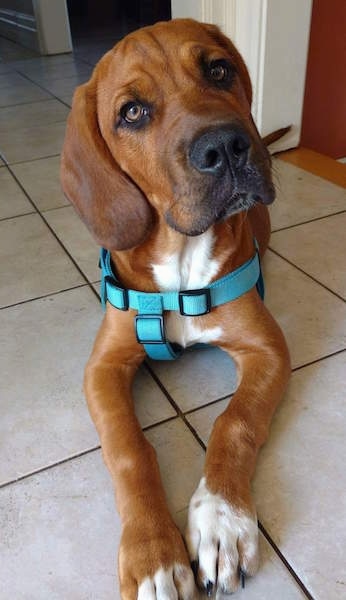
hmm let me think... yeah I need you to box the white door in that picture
[171,0,313,152]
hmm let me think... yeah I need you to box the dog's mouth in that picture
[165,179,275,237]
[217,186,275,218]
[165,190,272,236]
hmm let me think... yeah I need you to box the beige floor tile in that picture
[145,419,206,515]
[133,368,176,429]
[0,213,84,307]
[9,54,77,72]
[0,168,34,219]
[75,47,112,66]
[0,63,14,74]
[0,98,69,133]
[11,156,69,211]
[0,37,38,61]
[263,250,346,368]
[0,422,305,599]
[44,205,100,282]
[0,286,175,485]
[39,74,89,97]
[0,71,28,87]
[0,451,121,599]
[186,397,229,443]
[149,346,238,412]
[271,159,346,231]
[0,81,52,107]
[15,60,92,82]
[270,213,346,299]
[254,351,346,599]
[187,352,346,599]
[0,120,67,164]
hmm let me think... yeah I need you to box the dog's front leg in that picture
[85,308,196,600]
[186,296,291,596]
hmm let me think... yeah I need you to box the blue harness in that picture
[100,242,264,361]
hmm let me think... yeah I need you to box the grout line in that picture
[142,415,179,432]
[0,209,36,222]
[271,209,346,233]
[268,247,346,304]
[40,203,71,213]
[258,523,315,600]
[0,446,101,490]
[0,283,91,311]
[183,393,232,416]
[292,348,346,373]
[1,153,61,166]
[0,96,53,109]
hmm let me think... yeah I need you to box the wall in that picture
[300,0,346,159]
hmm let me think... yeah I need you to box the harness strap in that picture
[100,243,264,361]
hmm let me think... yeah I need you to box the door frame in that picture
[171,0,313,152]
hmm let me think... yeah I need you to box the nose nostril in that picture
[189,126,251,175]
[232,136,249,157]
[205,149,220,170]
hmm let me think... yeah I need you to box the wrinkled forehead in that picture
[101,21,239,93]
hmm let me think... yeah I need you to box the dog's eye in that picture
[210,62,228,81]
[121,101,149,124]
[206,59,233,87]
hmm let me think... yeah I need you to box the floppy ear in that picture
[60,74,153,251]
[203,23,253,106]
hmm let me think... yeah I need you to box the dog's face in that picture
[61,19,274,249]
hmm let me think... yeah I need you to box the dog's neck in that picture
[111,213,254,293]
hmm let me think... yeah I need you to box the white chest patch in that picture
[151,230,223,347]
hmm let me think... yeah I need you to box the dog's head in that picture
[61,19,274,250]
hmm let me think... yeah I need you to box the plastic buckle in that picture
[135,314,166,344]
[178,288,212,316]
[104,275,129,311]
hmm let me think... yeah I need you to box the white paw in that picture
[137,564,197,600]
[185,477,259,596]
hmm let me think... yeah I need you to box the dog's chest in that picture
[151,230,223,347]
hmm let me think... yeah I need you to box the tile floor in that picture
[1,34,346,600]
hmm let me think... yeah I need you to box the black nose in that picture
[189,126,251,176]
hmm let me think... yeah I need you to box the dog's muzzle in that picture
[188,125,275,207]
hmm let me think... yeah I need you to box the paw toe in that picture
[186,478,260,597]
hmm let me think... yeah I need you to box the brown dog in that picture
[61,18,290,599]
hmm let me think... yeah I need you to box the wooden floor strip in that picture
[277,147,346,188]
